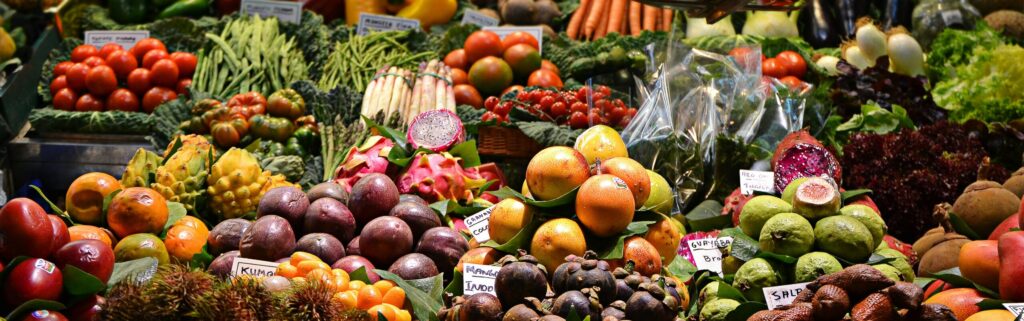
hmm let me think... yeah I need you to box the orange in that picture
[525,146,590,201]
[924,288,986,321]
[367,304,397,321]
[69,225,115,248]
[349,280,366,291]
[965,310,1015,321]
[297,260,331,275]
[373,280,396,294]
[644,218,682,264]
[600,157,652,207]
[958,240,1000,290]
[621,236,663,276]
[290,251,321,265]
[456,247,501,272]
[173,216,209,237]
[488,199,534,244]
[395,309,412,321]
[66,172,122,225]
[357,284,383,309]
[107,187,168,238]
[382,286,405,308]
[576,174,635,237]
[164,225,206,262]
[530,218,587,272]
[334,291,358,308]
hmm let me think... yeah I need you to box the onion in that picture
[742,11,799,38]
[815,55,841,76]
[686,16,736,39]
[886,27,925,77]
[842,43,873,70]
[855,18,887,63]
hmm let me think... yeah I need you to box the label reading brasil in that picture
[84,30,150,49]
[466,206,495,243]
[763,282,811,310]
[357,13,421,35]
[231,257,279,277]
[463,263,501,296]
[241,0,303,24]
[686,237,733,276]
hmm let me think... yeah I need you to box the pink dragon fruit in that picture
[722,188,755,227]
[464,162,507,203]
[397,153,472,203]
[772,130,842,193]
[678,230,722,267]
[407,110,465,152]
[333,135,397,192]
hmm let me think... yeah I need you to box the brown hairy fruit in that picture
[748,309,783,321]
[144,265,216,320]
[279,280,344,321]
[192,277,279,321]
[778,302,814,321]
[97,279,153,321]
[884,282,923,310]
[952,181,1021,237]
[851,293,896,321]
[812,285,851,321]
[808,264,894,299]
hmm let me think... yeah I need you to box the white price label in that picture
[764,282,812,310]
[483,26,544,54]
[739,170,775,195]
[462,10,499,27]
[940,10,963,26]
[84,30,150,49]
[463,263,501,296]
[465,206,495,243]
[357,13,421,35]
[231,257,279,277]
[686,237,733,276]
[1004,303,1024,318]
[241,0,303,24]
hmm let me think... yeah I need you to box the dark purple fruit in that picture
[390,202,441,242]
[239,215,295,261]
[349,173,400,226]
[4,258,63,307]
[53,240,115,283]
[459,293,502,321]
[504,304,540,321]
[295,233,346,264]
[207,218,251,256]
[359,216,413,267]
[601,305,626,320]
[495,255,548,309]
[303,198,357,243]
[552,252,616,304]
[66,295,103,321]
[332,255,380,283]
[625,291,672,321]
[553,291,598,320]
[388,253,439,280]
[257,186,309,232]
[415,227,468,274]
[19,310,68,321]
[208,250,240,277]
[308,182,349,204]
[400,194,429,206]
[614,279,634,303]
[347,236,361,256]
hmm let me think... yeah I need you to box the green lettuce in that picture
[933,45,1024,123]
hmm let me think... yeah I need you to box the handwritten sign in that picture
[231,257,279,277]
[357,13,421,35]
[462,10,499,27]
[739,170,775,195]
[1004,303,1024,318]
[483,26,545,54]
[84,30,150,49]
[241,0,303,24]
[686,237,733,275]
[463,263,501,296]
[466,206,495,243]
[764,282,811,310]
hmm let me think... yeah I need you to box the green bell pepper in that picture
[109,0,150,24]
[292,125,320,156]
[158,0,212,19]
[284,137,307,158]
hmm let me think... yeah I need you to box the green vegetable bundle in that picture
[318,30,435,92]
[29,109,154,135]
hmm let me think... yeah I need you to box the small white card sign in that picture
[84,30,150,49]
[463,263,501,296]
[241,0,303,24]
[686,236,733,275]
[739,170,775,195]
[357,13,421,35]
[483,26,545,54]
[462,10,499,27]
[231,257,279,277]
[763,282,811,310]
[466,206,495,243]
[1004,303,1024,318]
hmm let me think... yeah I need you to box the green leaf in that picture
[444,270,464,297]
[932,268,1000,298]
[978,298,1012,310]
[565,306,585,321]
[362,115,408,148]
[913,276,936,289]
[349,266,371,284]
[108,257,159,288]
[665,256,698,282]
[161,202,188,236]
[725,301,769,321]
[598,221,655,259]
[840,189,872,202]
[715,280,748,302]
[755,251,797,265]
[5,299,66,321]
[948,212,982,240]
[865,253,896,265]
[29,185,68,219]
[684,200,730,232]
[720,228,758,262]
[378,311,389,321]
[487,186,578,209]
[376,270,443,321]
[430,200,488,218]
[188,245,215,269]
[63,265,107,296]
[387,146,432,168]
[449,140,482,168]
[482,219,541,253]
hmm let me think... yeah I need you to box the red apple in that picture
[3,258,63,306]
[66,295,103,321]
[19,310,68,321]
[53,240,114,283]
[0,198,55,260]
[47,215,70,258]
[990,213,1021,240]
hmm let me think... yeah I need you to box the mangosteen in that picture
[495,253,548,309]
[503,304,540,321]
[625,290,672,321]
[415,227,468,274]
[552,290,600,321]
[459,293,503,321]
[551,251,616,304]
[308,182,349,204]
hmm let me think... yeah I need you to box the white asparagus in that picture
[421,60,438,116]
[434,66,446,111]
[409,63,425,120]
[400,69,414,124]
[366,67,387,118]
[445,66,456,111]
[361,69,381,118]
[379,67,398,118]
[389,68,409,122]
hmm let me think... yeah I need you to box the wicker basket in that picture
[478,126,542,159]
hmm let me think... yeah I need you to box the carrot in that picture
[643,4,658,31]
[584,0,608,39]
[567,0,591,39]
[661,9,673,31]
[595,2,611,39]
[607,0,627,35]
[621,9,628,34]
[629,1,642,36]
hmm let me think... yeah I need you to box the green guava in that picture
[739,196,793,237]
[794,252,843,283]
[872,264,904,282]
[841,204,888,248]
[699,299,740,321]
[814,216,875,263]
[874,248,915,282]
[732,258,780,303]
[759,213,815,257]
[781,177,809,205]
[700,282,720,304]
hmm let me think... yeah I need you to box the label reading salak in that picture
[84,30,150,49]
[763,282,811,310]
[231,257,279,277]
[241,0,303,24]
[463,263,501,296]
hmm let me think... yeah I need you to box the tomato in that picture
[142,87,178,113]
[503,43,541,79]
[53,62,74,76]
[105,50,138,81]
[131,38,167,61]
[66,63,90,92]
[468,57,513,95]
[176,79,192,94]
[106,89,140,112]
[169,52,197,77]
[83,56,106,68]
[501,31,539,51]
[53,88,77,111]
[142,50,169,69]
[550,101,568,118]
[447,68,467,86]
[71,45,99,62]
[463,31,503,64]
[99,43,124,59]
[75,93,105,111]
[443,49,468,70]
[483,96,499,111]
[50,76,68,96]
[569,111,588,128]
[150,59,180,88]
[775,50,806,78]
[126,69,152,95]
[527,69,563,89]
[453,84,483,108]
[728,47,766,68]
[493,101,512,116]
[85,65,118,96]
[502,85,524,96]
[541,60,560,76]
[761,58,788,78]
[779,76,804,90]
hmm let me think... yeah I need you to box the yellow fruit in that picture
[525,146,590,201]
[66,172,123,225]
[0,28,15,61]
[576,174,634,237]
[574,125,628,165]
[207,148,270,219]
[965,310,1015,321]
[644,170,674,215]
[644,218,682,264]
[488,199,535,244]
[531,218,587,271]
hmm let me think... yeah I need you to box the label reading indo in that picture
[84,30,150,49]
[241,0,303,24]
[357,13,421,35]
[463,263,501,296]
[231,257,279,277]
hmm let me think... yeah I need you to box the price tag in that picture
[463,263,501,296]
[465,206,495,243]
[241,0,303,24]
[357,13,421,35]
[1004,303,1024,318]
[739,170,775,195]
[940,10,963,26]
[84,30,150,49]
[462,10,499,27]
[231,257,279,277]
[483,26,545,54]
[686,237,733,276]
[763,282,812,310]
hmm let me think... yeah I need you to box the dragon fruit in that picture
[208,148,270,219]
[397,153,471,203]
[772,130,842,193]
[333,135,397,192]
[678,230,722,267]
[121,148,162,188]
[463,162,507,203]
[722,188,756,227]
[883,235,918,266]
[407,110,465,152]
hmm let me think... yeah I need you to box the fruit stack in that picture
[443,30,562,109]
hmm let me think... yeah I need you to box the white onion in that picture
[855,18,887,63]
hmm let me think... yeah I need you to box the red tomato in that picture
[541,60,560,76]
[176,79,192,94]
[53,88,77,111]
[53,62,74,77]
[141,50,169,69]
[779,76,804,90]
[501,31,539,51]
[50,76,68,96]
[86,65,118,96]
[65,63,90,91]
[75,93,105,111]
[453,84,483,108]
[450,68,468,85]
[99,43,124,59]
[775,50,806,78]
[131,38,167,61]
[502,85,524,96]
[82,56,106,68]
[150,59,180,88]
[126,68,152,95]
[105,50,138,81]
[142,87,177,113]
[728,47,766,68]
[569,111,588,128]
[762,58,788,78]
[463,31,503,64]
[106,89,140,112]
[527,69,563,89]
[444,49,468,70]
[71,45,99,62]
[169,52,197,77]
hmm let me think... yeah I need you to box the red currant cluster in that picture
[480,85,639,129]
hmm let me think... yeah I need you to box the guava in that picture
[739,196,793,237]
[841,204,887,248]
[781,177,809,205]
[874,248,915,282]
[791,177,841,221]
[793,252,842,282]
[759,213,815,257]
[699,299,740,321]
[872,264,903,282]
[814,216,874,263]
[643,170,674,215]
[732,258,780,303]
[700,282,720,304]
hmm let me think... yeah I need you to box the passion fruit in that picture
[207,218,251,256]
[525,146,590,201]
[238,215,296,261]
[359,216,414,267]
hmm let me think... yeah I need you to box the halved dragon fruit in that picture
[333,135,397,192]
[397,153,471,203]
[407,110,465,152]
[772,130,842,193]
[678,230,722,267]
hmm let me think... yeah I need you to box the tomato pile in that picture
[728,48,808,89]
[49,38,196,113]
[481,85,638,129]
[447,31,562,109]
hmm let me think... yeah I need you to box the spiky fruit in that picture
[153,144,212,213]
[144,265,216,320]
[192,277,279,321]
[397,153,472,203]
[120,148,162,188]
[163,134,214,158]
[772,130,842,193]
[98,279,154,321]
[278,280,344,321]
[408,110,465,152]
[333,136,397,193]
[208,148,271,219]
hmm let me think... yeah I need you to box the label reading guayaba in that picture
[739,170,775,195]
[1004,303,1024,318]
[357,13,421,36]
[466,205,495,243]
[231,257,279,277]
[483,26,544,54]
[85,30,150,49]
[764,282,812,310]
[687,237,733,275]
[241,0,303,24]
[462,10,499,27]
[463,263,501,296]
